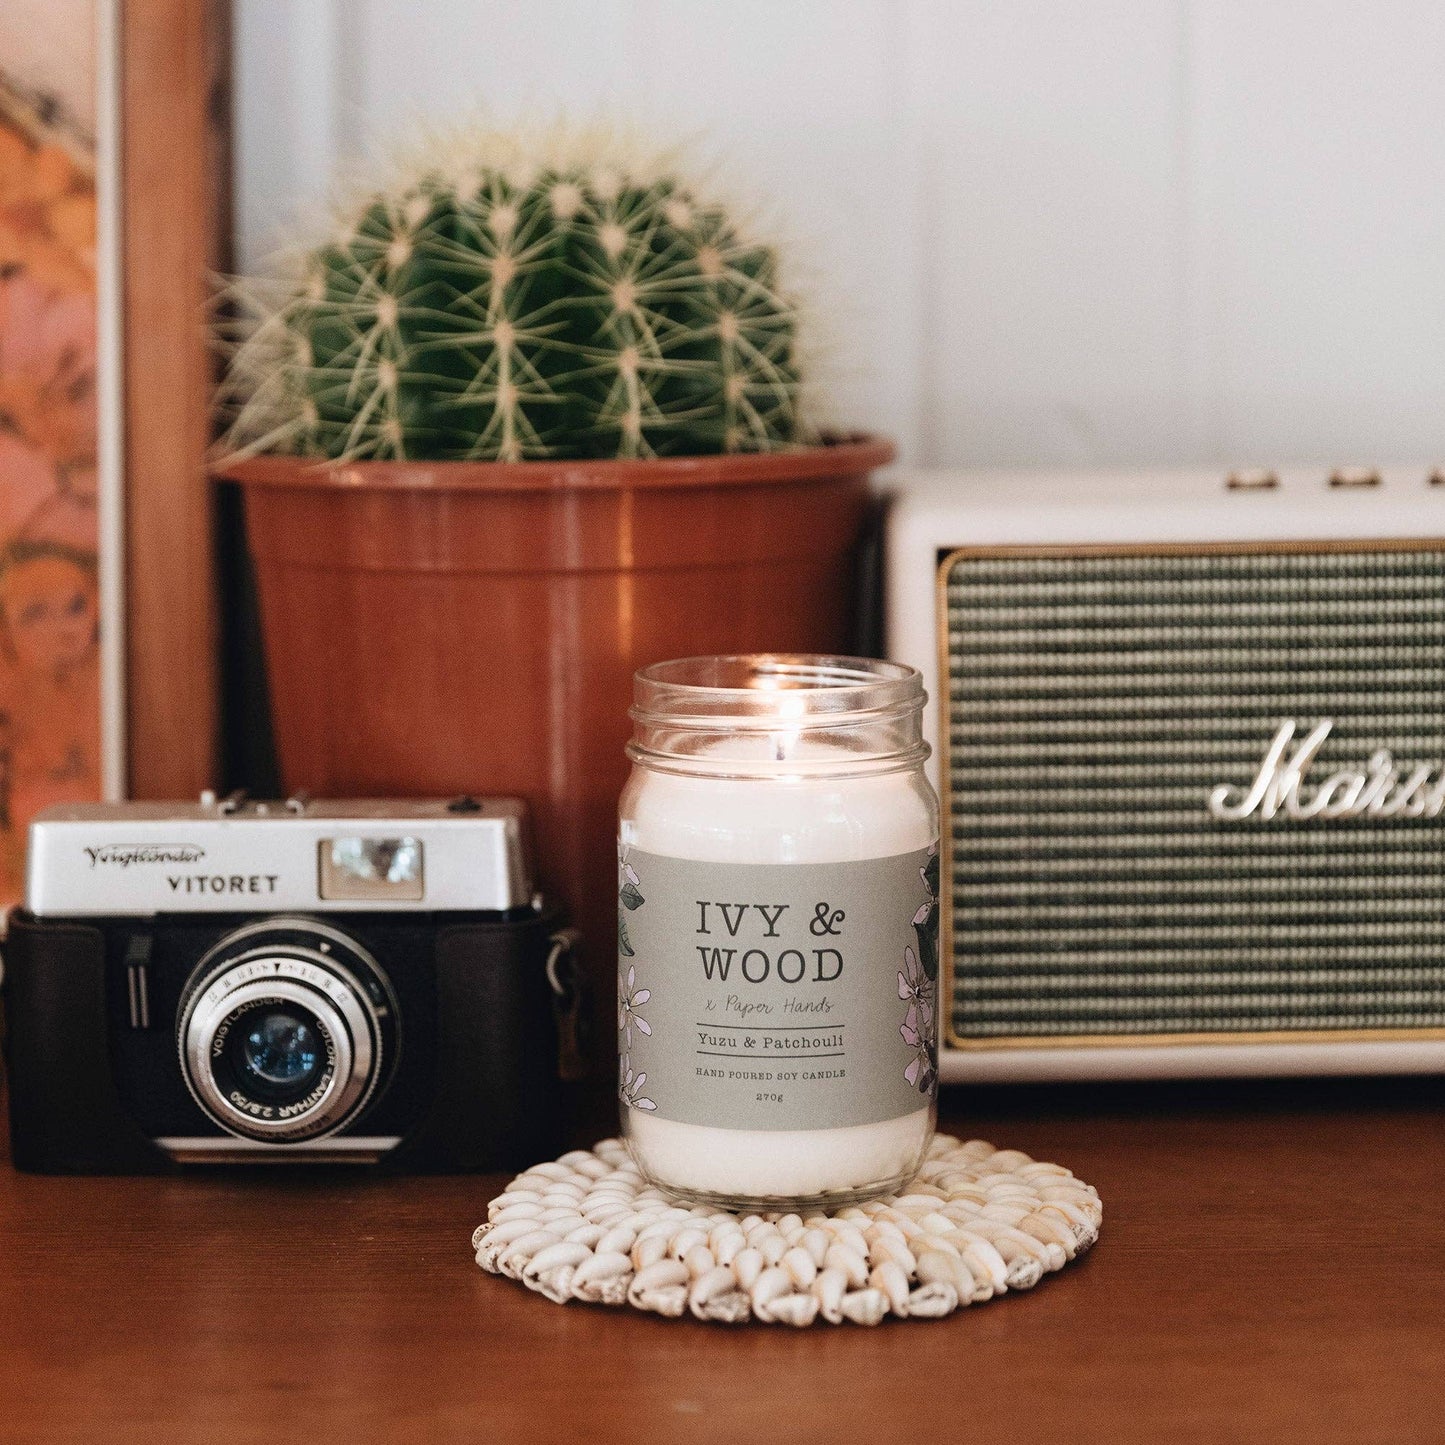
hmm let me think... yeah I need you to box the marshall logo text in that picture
[1207,720,1445,822]
[85,843,206,867]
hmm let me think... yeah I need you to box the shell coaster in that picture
[471,1134,1102,1325]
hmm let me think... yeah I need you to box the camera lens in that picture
[177,920,398,1144]
[234,1005,322,1094]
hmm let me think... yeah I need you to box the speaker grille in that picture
[942,545,1445,1041]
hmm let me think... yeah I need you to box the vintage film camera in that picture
[888,466,1445,1082]
[3,795,579,1172]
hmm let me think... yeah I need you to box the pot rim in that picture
[213,433,895,493]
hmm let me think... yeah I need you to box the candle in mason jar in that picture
[617,655,940,1211]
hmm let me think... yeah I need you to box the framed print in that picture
[0,0,110,902]
[0,0,226,906]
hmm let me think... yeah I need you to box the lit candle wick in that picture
[771,693,806,763]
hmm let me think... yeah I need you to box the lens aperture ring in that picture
[177,922,393,1143]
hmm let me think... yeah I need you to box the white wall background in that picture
[233,1,1445,470]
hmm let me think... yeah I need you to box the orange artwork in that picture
[0,0,102,903]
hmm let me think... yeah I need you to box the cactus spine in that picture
[225,141,806,463]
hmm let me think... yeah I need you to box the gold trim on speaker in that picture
[934,535,1445,1053]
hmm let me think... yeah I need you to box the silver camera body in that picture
[24,794,533,918]
[5,795,570,1173]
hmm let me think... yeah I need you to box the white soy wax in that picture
[617,656,940,1211]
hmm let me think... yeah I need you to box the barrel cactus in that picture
[223,130,808,462]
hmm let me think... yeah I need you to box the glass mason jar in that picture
[617,654,940,1212]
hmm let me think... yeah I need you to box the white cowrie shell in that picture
[749,1266,791,1315]
[689,1267,750,1323]
[683,1244,716,1279]
[915,1249,973,1301]
[812,1267,847,1324]
[764,1293,819,1328]
[780,1247,817,1289]
[1017,1162,1072,1181]
[500,1240,561,1279]
[631,1234,669,1271]
[774,1213,804,1242]
[890,1194,942,1213]
[571,1155,613,1180]
[823,1243,869,1289]
[758,1234,788,1267]
[914,1232,962,1259]
[490,1201,544,1224]
[481,1217,551,1249]
[869,1261,910,1316]
[522,1242,591,1282]
[596,1222,638,1256]
[571,1251,632,1286]
[907,1282,959,1318]
[799,1228,831,1269]
[1040,1179,1092,1202]
[917,1212,957,1237]
[840,1288,888,1326]
[627,1259,689,1317]
[708,1220,745,1248]
[1020,1211,1078,1259]
[712,1230,745,1268]
[731,1247,764,1291]
[989,1149,1034,1171]
[498,1228,561,1264]
[489,1188,543,1210]
[956,1233,1010,1292]
[668,1227,709,1262]
[975,1201,1032,1226]
[872,1238,917,1275]
[527,1267,579,1304]
[572,1273,631,1306]
[587,1206,637,1230]
[1039,1198,1099,1233]
[863,1221,907,1250]
[889,1214,926,1242]
[518,1162,571,1183]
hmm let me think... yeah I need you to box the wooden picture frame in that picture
[119,0,228,799]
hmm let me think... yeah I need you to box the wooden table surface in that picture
[2,1075,1441,1445]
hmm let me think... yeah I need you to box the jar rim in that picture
[632,654,924,725]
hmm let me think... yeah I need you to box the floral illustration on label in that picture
[618,1056,657,1112]
[618,963,651,1049]
[617,845,657,1111]
[899,842,940,1093]
[617,844,644,957]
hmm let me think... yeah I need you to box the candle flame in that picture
[770,692,808,762]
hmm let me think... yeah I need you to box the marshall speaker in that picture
[887,466,1445,1082]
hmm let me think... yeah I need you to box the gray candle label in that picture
[617,844,940,1132]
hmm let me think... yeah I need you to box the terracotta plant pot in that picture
[220,435,894,1120]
